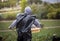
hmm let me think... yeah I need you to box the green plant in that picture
[0,0,17,9]
[20,0,28,12]
[3,13,17,20]
[47,12,56,19]
[0,14,4,20]
[0,13,17,20]
[30,3,47,19]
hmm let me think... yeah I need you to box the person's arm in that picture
[8,20,17,29]
[33,19,41,28]
[8,13,21,29]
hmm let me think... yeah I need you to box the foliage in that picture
[0,14,4,20]
[29,0,42,4]
[0,0,17,9]
[32,28,60,41]
[3,13,16,20]
[0,0,60,19]
[0,13,17,20]
[0,22,11,30]
[31,3,38,14]
[30,2,60,19]
[43,3,60,19]
[20,0,28,12]
[47,12,56,19]
[30,3,40,19]
[0,32,17,41]
[30,3,48,19]
[56,12,60,19]
[0,20,60,30]
[0,27,60,41]
[0,20,60,41]
[40,20,60,27]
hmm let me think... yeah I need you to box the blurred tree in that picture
[29,0,42,4]
[44,3,60,19]
[0,0,17,9]
[56,11,60,19]
[31,2,60,19]
[20,0,28,12]
[30,3,48,19]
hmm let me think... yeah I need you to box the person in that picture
[9,6,41,41]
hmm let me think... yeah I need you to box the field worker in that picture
[9,6,41,41]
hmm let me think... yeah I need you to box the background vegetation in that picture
[0,0,60,20]
[0,20,60,30]
[0,0,17,9]
[0,27,60,41]
[0,20,60,41]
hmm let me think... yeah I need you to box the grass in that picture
[40,20,60,27]
[0,31,17,41]
[0,20,60,41]
[0,28,60,41]
[32,27,60,41]
[0,20,60,30]
[0,22,12,30]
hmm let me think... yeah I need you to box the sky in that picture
[42,0,60,3]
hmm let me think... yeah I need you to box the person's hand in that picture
[8,26,13,29]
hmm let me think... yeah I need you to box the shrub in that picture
[0,13,17,20]
[30,3,47,19]
[31,3,39,14]
[0,0,17,9]
[56,12,60,19]
[47,12,56,19]
[20,0,28,12]
[0,14,4,20]
[30,3,41,19]
[5,14,16,20]
[4,13,17,20]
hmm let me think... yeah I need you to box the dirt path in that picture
[0,20,60,22]
[0,30,16,32]
[0,26,60,32]
[44,26,60,29]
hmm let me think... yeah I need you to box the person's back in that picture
[16,14,35,33]
[9,6,41,41]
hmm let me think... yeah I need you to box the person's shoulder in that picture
[16,13,24,17]
[31,15,36,18]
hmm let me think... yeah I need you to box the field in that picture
[0,20,60,41]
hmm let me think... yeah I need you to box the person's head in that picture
[24,6,32,15]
